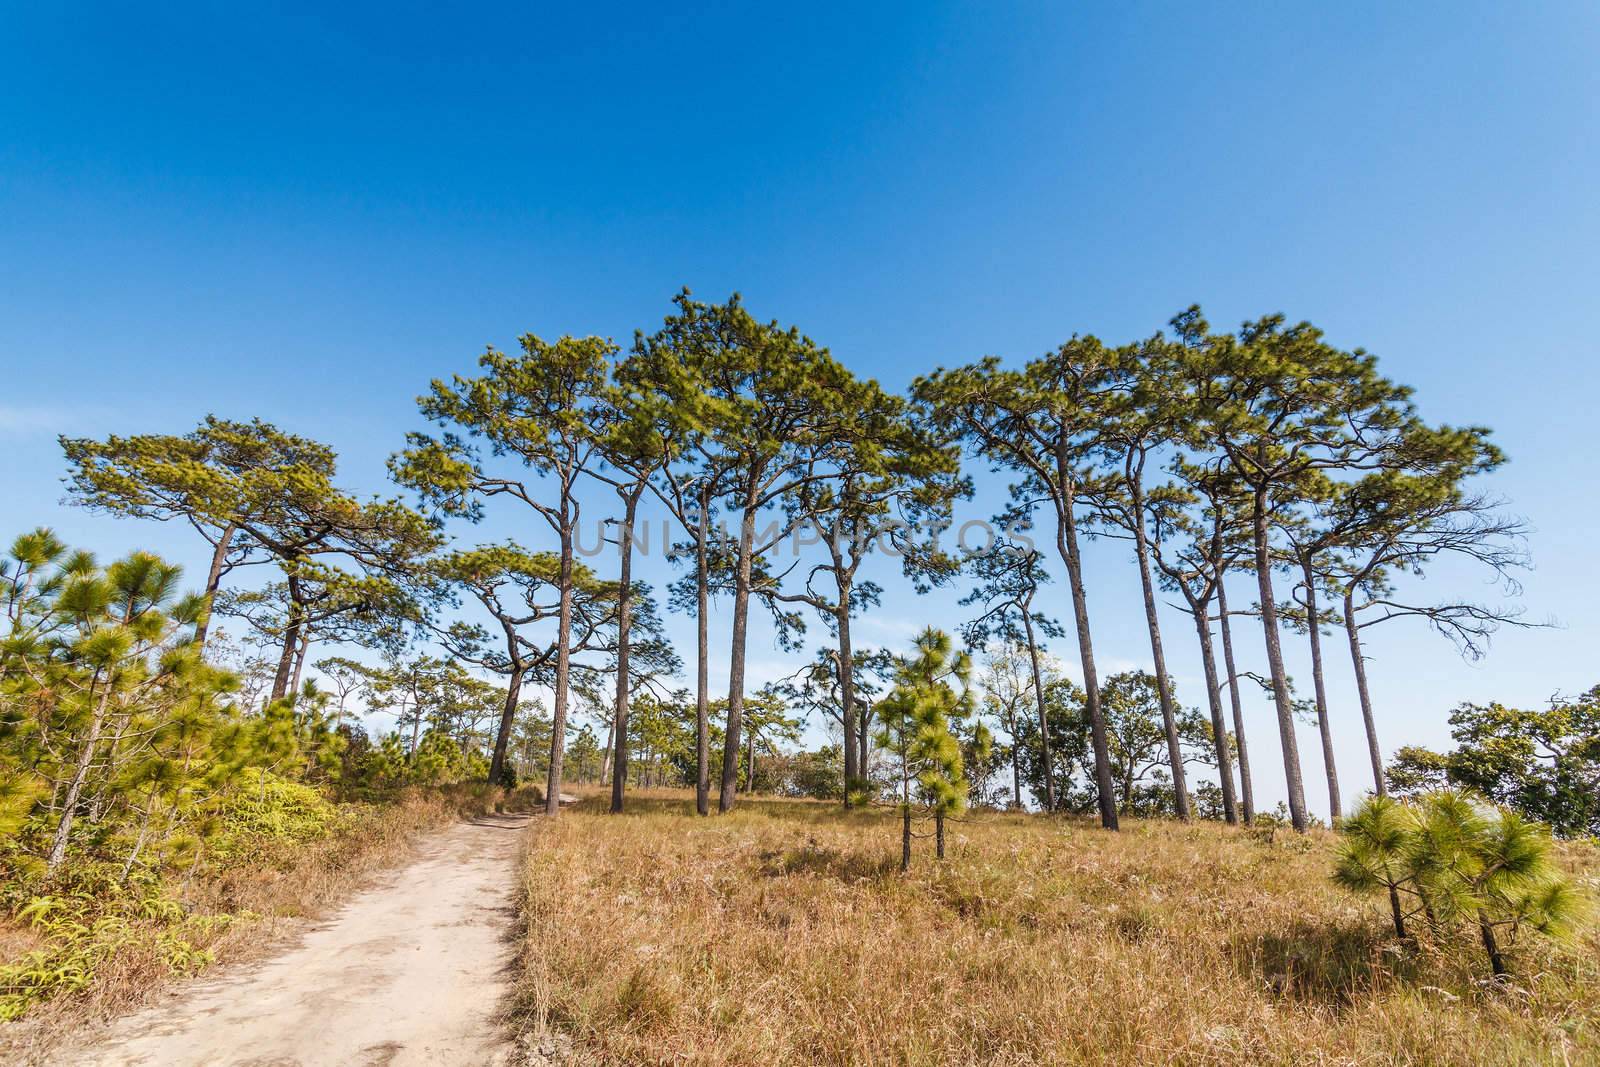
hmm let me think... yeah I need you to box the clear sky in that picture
[4,2,1597,818]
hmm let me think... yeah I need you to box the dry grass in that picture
[512,790,1600,1066]
[0,782,525,1064]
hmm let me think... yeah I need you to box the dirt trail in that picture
[76,812,530,1067]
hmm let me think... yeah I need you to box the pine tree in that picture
[875,629,972,870]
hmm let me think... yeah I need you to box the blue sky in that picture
[3,2,1597,817]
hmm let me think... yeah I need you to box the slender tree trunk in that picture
[545,511,574,817]
[121,802,155,883]
[900,765,912,872]
[1301,556,1342,824]
[289,627,311,701]
[836,591,858,807]
[611,489,641,813]
[270,571,305,702]
[935,809,946,859]
[600,716,614,786]
[488,664,524,784]
[1250,487,1308,831]
[857,705,870,786]
[719,500,758,812]
[1193,604,1239,824]
[1053,468,1118,830]
[49,679,112,869]
[1344,589,1387,797]
[745,727,755,793]
[1008,708,1022,809]
[193,522,236,650]
[1021,611,1056,812]
[1388,884,1407,940]
[1131,494,1190,819]
[1479,918,1507,977]
[1217,578,1255,824]
[694,492,712,815]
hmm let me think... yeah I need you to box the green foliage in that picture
[1388,688,1600,838]
[1331,792,1586,975]
[1014,670,1217,816]
[876,629,973,864]
[211,772,344,855]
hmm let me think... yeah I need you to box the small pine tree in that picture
[875,628,972,870]
[1333,795,1421,938]
[1332,791,1584,977]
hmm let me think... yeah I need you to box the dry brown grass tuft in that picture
[512,790,1600,1066]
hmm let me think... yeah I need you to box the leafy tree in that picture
[1091,335,1197,819]
[975,646,1034,810]
[566,725,604,786]
[1013,675,1094,814]
[1332,795,1421,938]
[59,417,321,648]
[771,382,965,806]
[637,292,872,813]
[1387,690,1600,837]
[1406,793,1582,977]
[1149,464,1250,823]
[960,526,1064,810]
[1096,671,1216,817]
[916,341,1123,829]
[1329,462,1528,795]
[394,333,614,816]
[423,544,619,784]
[1178,308,1417,832]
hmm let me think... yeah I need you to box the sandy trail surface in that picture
[75,812,530,1067]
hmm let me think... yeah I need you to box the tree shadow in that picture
[1229,919,1414,1008]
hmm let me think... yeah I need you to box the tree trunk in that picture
[1193,605,1239,823]
[1479,917,1507,977]
[901,803,912,872]
[1301,556,1342,824]
[1344,588,1387,797]
[611,489,640,814]
[1053,467,1118,830]
[545,512,574,817]
[857,704,870,787]
[1131,498,1190,820]
[695,493,712,816]
[935,809,946,859]
[1250,487,1308,831]
[836,591,858,807]
[48,679,112,870]
[1009,708,1022,809]
[193,522,235,650]
[719,500,757,812]
[288,627,311,701]
[1389,884,1407,940]
[1021,611,1056,812]
[269,570,305,702]
[745,727,756,793]
[488,664,524,784]
[1216,577,1256,824]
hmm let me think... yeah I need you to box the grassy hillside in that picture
[511,791,1599,1066]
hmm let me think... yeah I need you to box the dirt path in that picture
[76,812,530,1067]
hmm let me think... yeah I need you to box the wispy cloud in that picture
[0,404,68,437]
